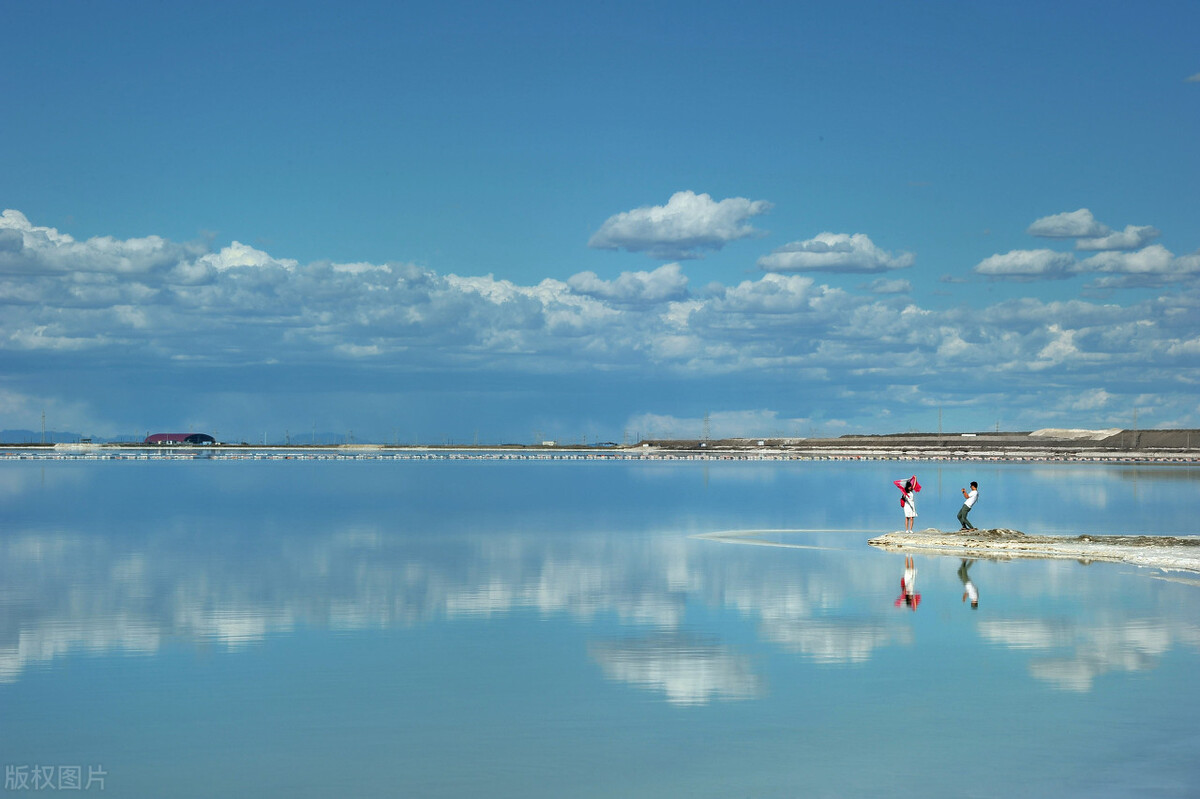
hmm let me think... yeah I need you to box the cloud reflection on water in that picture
[589,633,763,706]
[1,523,1197,702]
[981,618,1200,692]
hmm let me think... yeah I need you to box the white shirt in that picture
[964,488,978,508]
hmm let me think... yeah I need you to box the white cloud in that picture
[1074,224,1160,251]
[974,249,1077,280]
[1167,337,1200,357]
[200,241,298,272]
[567,263,689,305]
[758,232,914,274]
[1079,244,1175,275]
[0,209,200,277]
[1077,246,1200,289]
[712,273,830,313]
[1036,324,1080,365]
[588,190,772,260]
[5,208,1200,435]
[1027,208,1111,239]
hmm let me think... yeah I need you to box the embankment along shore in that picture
[3,428,1198,462]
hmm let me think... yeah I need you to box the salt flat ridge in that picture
[869,528,1200,574]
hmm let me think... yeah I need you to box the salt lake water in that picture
[1,458,1198,797]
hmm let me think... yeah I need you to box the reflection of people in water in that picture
[958,559,979,609]
[894,555,921,610]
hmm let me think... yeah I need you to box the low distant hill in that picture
[0,429,84,444]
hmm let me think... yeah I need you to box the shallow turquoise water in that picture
[1,459,1198,797]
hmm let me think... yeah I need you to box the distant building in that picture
[144,433,217,445]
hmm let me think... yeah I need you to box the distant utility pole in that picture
[702,411,711,443]
[41,409,46,444]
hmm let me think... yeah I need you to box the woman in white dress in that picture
[902,479,917,531]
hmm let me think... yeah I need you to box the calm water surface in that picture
[1,459,1198,797]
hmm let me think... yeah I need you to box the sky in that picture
[1,0,1198,444]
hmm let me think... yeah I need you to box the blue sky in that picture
[2,1,1198,443]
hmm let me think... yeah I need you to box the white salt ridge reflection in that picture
[589,633,763,705]
[981,618,1200,691]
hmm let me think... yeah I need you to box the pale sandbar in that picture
[868,528,1200,574]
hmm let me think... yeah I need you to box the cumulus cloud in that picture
[567,263,689,305]
[1036,324,1081,366]
[1077,245,1200,288]
[757,233,914,274]
[200,241,298,272]
[588,190,772,260]
[0,209,202,278]
[1027,208,1111,239]
[978,214,1188,288]
[974,249,1077,280]
[1079,244,1174,275]
[4,208,1200,434]
[1074,224,1160,251]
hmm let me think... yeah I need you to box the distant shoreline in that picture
[2,428,1198,464]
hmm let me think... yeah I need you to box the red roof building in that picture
[144,433,217,445]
